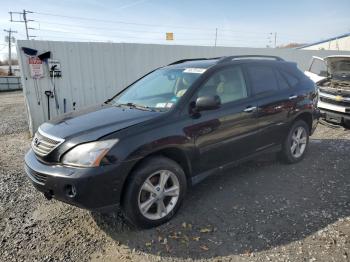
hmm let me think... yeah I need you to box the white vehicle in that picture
[305,55,350,126]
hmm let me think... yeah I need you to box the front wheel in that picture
[122,156,187,229]
[344,119,350,129]
[279,120,309,164]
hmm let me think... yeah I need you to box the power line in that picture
[36,19,274,36]
[36,20,213,36]
[32,11,213,31]
[33,11,286,36]
[37,21,293,42]
[0,45,7,52]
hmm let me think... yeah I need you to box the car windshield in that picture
[112,68,204,111]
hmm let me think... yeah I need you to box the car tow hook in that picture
[43,191,53,200]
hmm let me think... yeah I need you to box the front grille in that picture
[319,87,350,97]
[320,97,350,107]
[31,129,64,157]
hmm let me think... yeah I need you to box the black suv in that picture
[25,55,319,228]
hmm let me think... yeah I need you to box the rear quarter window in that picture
[275,70,290,90]
[246,65,279,95]
[280,70,299,87]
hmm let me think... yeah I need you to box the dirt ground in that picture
[0,91,349,262]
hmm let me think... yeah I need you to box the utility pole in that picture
[267,33,272,48]
[274,32,277,48]
[4,29,17,76]
[9,9,36,40]
[214,28,218,47]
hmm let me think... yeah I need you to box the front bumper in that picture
[319,108,350,123]
[318,91,350,123]
[24,149,134,212]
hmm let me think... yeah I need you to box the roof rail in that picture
[168,57,222,66]
[218,55,284,63]
[168,58,207,65]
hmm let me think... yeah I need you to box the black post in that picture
[45,91,52,120]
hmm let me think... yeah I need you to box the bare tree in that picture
[278,43,306,48]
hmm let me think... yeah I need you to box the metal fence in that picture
[0,76,22,91]
[16,40,350,135]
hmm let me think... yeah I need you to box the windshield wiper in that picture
[115,102,155,112]
[104,98,113,104]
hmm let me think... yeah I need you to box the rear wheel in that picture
[280,120,309,164]
[122,156,187,228]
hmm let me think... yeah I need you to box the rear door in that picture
[244,64,296,150]
[305,56,327,83]
[186,65,260,174]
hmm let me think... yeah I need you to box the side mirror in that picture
[195,95,221,112]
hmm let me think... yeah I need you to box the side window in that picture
[246,65,279,95]
[309,58,327,76]
[197,67,248,104]
[280,70,299,87]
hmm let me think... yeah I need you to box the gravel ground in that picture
[0,91,349,262]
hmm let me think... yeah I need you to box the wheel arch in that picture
[294,112,313,134]
[119,146,193,205]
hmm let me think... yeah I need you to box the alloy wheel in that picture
[290,126,307,158]
[138,170,180,220]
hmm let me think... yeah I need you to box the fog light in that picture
[65,184,77,198]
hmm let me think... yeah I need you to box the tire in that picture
[279,120,310,164]
[344,119,350,129]
[122,156,187,229]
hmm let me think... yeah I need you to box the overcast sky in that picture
[1,0,350,59]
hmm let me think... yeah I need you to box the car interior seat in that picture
[216,69,247,103]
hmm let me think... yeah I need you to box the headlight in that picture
[61,139,119,167]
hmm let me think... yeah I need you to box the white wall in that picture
[301,36,350,51]
[17,40,350,135]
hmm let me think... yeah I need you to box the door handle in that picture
[243,106,257,113]
[289,95,298,100]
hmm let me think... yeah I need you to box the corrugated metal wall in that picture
[17,40,350,135]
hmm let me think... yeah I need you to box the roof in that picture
[297,33,350,49]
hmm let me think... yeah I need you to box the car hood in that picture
[39,104,161,141]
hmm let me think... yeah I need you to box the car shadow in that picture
[91,138,350,259]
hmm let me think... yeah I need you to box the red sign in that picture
[28,56,44,79]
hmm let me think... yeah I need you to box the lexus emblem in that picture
[34,137,41,147]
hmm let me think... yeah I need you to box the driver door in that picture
[186,66,260,174]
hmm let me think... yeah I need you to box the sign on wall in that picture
[48,59,62,77]
[28,57,44,79]
[166,32,174,41]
